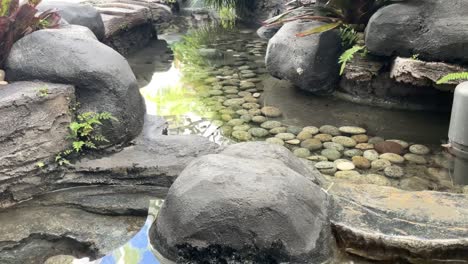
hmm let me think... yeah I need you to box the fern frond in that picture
[437,72,468,84]
[338,45,366,75]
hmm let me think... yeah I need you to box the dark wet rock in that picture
[365,0,468,63]
[38,0,105,40]
[6,27,145,145]
[257,24,281,40]
[330,183,468,263]
[150,142,333,263]
[266,21,342,94]
[0,81,74,182]
[374,141,403,154]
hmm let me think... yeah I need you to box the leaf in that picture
[73,141,85,152]
[296,21,342,37]
[338,45,366,75]
[437,72,468,84]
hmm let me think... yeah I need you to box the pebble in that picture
[297,131,313,141]
[335,159,356,171]
[409,144,430,155]
[339,126,366,135]
[363,174,391,186]
[315,161,336,170]
[321,149,342,161]
[404,153,427,164]
[236,109,249,115]
[332,136,357,148]
[287,126,303,135]
[307,155,328,162]
[301,138,323,151]
[368,137,385,144]
[323,142,345,152]
[374,141,403,154]
[314,134,333,142]
[238,91,252,97]
[286,139,301,145]
[363,150,379,161]
[352,156,371,169]
[380,153,405,164]
[269,127,287,134]
[302,126,319,135]
[249,127,269,137]
[344,149,363,157]
[319,125,340,136]
[248,108,262,116]
[221,114,232,122]
[335,170,361,178]
[223,98,245,107]
[266,137,284,146]
[227,119,244,126]
[253,93,261,98]
[220,125,233,135]
[210,90,223,96]
[294,148,311,158]
[240,114,252,122]
[384,165,404,178]
[276,133,296,141]
[232,130,252,141]
[355,143,374,150]
[239,81,256,89]
[371,159,392,170]
[351,134,369,143]
[387,139,409,149]
[242,103,260,109]
[244,96,258,103]
[261,121,282,129]
[233,124,250,131]
[261,106,282,117]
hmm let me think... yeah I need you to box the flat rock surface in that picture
[330,183,468,262]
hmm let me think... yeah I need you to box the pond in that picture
[128,25,461,194]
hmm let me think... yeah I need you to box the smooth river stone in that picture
[232,130,252,141]
[335,159,356,171]
[314,134,333,142]
[409,144,431,155]
[332,136,357,148]
[315,161,336,170]
[323,142,345,152]
[371,159,392,170]
[239,81,256,90]
[363,150,379,161]
[236,109,249,115]
[227,119,245,126]
[387,139,409,149]
[352,156,371,169]
[384,165,404,178]
[297,131,313,141]
[344,149,363,158]
[380,153,405,164]
[355,143,374,150]
[252,116,267,123]
[265,137,284,146]
[287,126,303,135]
[275,133,296,141]
[240,114,252,122]
[233,124,250,131]
[335,170,361,178]
[249,127,269,138]
[223,98,245,107]
[307,155,328,162]
[321,149,342,161]
[269,127,287,135]
[302,126,319,135]
[339,126,367,135]
[261,106,282,117]
[319,125,340,136]
[293,148,311,158]
[260,121,282,129]
[301,138,323,151]
[351,134,369,143]
[375,141,403,155]
[286,139,301,145]
[404,153,427,164]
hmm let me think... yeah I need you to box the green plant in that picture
[410,54,420,60]
[338,45,367,75]
[36,161,45,168]
[0,0,60,66]
[437,72,468,84]
[55,111,117,166]
[37,86,48,97]
[339,24,359,48]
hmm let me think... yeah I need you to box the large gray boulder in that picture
[5,27,145,145]
[365,0,468,63]
[266,21,342,94]
[150,142,333,263]
[38,0,105,40]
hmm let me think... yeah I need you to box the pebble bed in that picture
[162,29,465,194]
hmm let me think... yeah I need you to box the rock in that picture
[293,148,311,158]
[363,150,380,161]
[249,127,269,138]
[314,134,333,142]
[0,81,8,85]
[269,127,287,135]
[233,124,250,131]
[365,0,468,63]
[257,24,281,40]
[384,165,404,178]
[399,177,431,191]
[404,153,427,165]
[352,156,371,169]
[323,142,345,152]
[380,153,405,164]
[6,27,145,145]
[38,1,105,40]
[266,21,342,94]
[315,161,336,171]
[303,126,319,135]
[307,156,328,162]
[261,120,282,129]
[332,136,357,148]
[276,133,296,141]
[335,160,355,171]
[286,139,301,145]
[355,143,374,150]
[252,116,267,123]
[301,138,323,151]
[150,142,333,262]
[339,126,366,135]
[240,114,252,122]
[363,174,391,186]
[409,144,431,155]
[330,183,468,263]
[44,255,75,264]
[386,139,409,149]
[321,149,341,161]
[319,125,340,136]
[199,48,224,59]
[224,98,245,107]
[266,137,285,146]
[297,131,313,141]
[374,141,403,154]
[368,136,385,144]
[261,106,282,117]
[227,119,245,126]
[287,126,303,135]
[343,149,363,158]
[232,130,252,141]
[335,170,360,178]
[351,134,369,143]
[371,159,392,171]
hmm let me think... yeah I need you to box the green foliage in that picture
[56,111,117,166]
[0,0,61,66]
[219,6,236,29]
[437,72,468,84]
[338,45,367,75]
[194,0,254,13]
[340,25,359,48]
[37,86,49,97]
[410,54,420,60]
[36,162,45,168]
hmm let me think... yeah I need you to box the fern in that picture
[437,72,468,84]
[340,25,359,49]
[338,45,366,75]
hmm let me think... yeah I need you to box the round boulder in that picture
[150,142,333,263]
